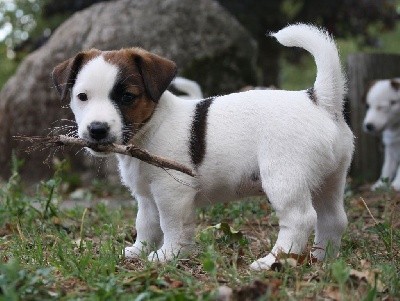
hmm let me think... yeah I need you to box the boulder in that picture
[0,0,257,182]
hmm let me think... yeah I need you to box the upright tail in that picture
[170,77,204,99]
[271,24,346,117]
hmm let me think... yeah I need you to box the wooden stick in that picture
[15,135,196,177]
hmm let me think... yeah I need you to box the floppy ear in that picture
[52,49,101,101]
[390,79,400,91]
[362,80,377,103]
[134,49,177,101]
[52,53,86,101]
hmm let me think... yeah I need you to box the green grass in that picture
[1,159,399,300]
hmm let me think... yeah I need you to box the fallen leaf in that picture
[349,268,385,293]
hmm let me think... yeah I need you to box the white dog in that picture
[363,78,400,191]
[52,24,353,270]
[170,76,203,99]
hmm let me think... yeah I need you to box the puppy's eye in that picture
[390,100,398,106]
[120,92,137,105]
[77,93,88,101]
[366,104,370,109]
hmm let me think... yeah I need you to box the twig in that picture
[360,197,378,225]
[14,135,196,177]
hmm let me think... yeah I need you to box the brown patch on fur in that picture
[104,48,176,140]
[52,49,101,101]
[390,79,400,91]
[361,80,378,103]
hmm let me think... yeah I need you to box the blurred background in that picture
[0,0,399,189]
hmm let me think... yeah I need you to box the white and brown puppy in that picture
[363,78,400,191]
[52,24,354,270]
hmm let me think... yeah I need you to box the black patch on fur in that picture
[306,87,317,104]
[251,172,260,182]
[189,97,214,167]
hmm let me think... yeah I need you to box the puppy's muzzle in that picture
[364,122,376,133]
[87,121,111,142]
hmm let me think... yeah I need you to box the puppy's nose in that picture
[364,123,375,132]
[88,122,110,141]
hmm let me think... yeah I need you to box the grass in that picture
[1,158,399,300]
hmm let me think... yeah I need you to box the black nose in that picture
[88,122,110,141]
[365,123,375,132]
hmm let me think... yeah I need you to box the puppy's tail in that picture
[170,76,203,99]
[271,23,346,117]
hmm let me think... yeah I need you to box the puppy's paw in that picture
[124,244,147,258]
[147,244,193,262]
[371,179,389,191]
[391,181,400,191]
[148,248,176,263]
[249,254,277,271]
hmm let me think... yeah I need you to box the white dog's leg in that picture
[147,185,197,262]
[372,146,397,191]
[312,171,348,261]
[250,175,317,270]
[390,165,400,191]
[125,196,163,258]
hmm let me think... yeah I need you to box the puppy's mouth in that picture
[82,132,118,145]
[363,123,385,135]
[81,122,119,157]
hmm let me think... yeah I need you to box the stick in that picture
[14,135,196,177]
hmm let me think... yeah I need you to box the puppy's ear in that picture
[52,53,85,101]
[362,80,377,103]
[390,79,400,91]
[134,49,177,101]
[52,49,101,101]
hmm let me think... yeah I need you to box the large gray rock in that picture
[0,0,257,182]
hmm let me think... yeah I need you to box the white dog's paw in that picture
[371,179,389,191]
[147,244,193,262]
[249,254,277,271]
[124,243,148,258]
[148,248,177,262]
[391,181,400,191]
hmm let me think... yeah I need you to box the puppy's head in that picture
[52,48,177,156]
[363,79,400,134]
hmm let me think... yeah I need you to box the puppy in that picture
[52,24,353,270]
[363,78,400,191]
[170,76,204,99]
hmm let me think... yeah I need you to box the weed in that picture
[1,158,400,299]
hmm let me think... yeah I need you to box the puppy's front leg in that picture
[148,184,197,262]
[372,146,398,191]
[390,164,400,191]
[125,195,163,258]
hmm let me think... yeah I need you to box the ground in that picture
[0,161,399,300]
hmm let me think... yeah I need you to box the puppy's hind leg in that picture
[250,168,317,270]
[312,167,348,261]
[125,195,163,258]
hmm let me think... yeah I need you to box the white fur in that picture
[363,79,400,190]
[170,76,203,99]
[70,24,354,270]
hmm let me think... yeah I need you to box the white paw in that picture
[124,243,148,258]
[371,179,389,191]
[249,254,277,271]
[391,182,400,191]
[148,248,176,262]
[147,244,192,262]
